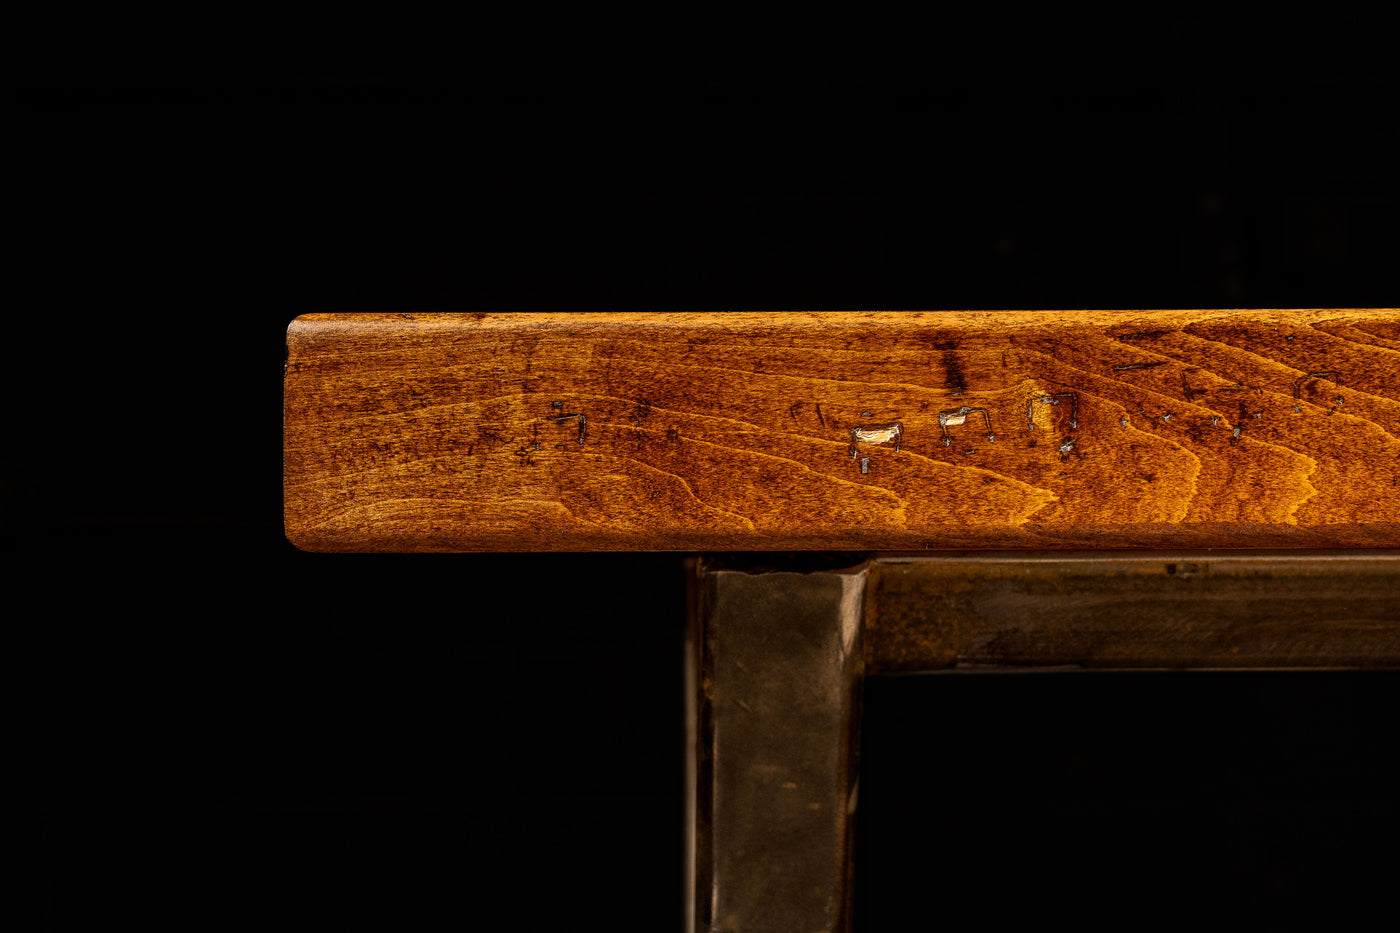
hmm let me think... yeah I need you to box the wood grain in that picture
[283,310,1400,551]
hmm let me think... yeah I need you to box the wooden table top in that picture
[284,310,1399,551]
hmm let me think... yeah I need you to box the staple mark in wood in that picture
[283,310,1400,551]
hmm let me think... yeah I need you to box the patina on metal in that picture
[867,551,1400,672]
[689,551,1400,932]
[689,557,866,933]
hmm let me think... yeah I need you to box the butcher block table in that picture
[284,310,1400,932]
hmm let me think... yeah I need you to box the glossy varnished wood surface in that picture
[284,311,1399,551]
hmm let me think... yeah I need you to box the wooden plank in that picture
[866,552,1400,672]
[283,310,1400,551]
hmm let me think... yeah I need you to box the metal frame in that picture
[688,551,1400,932]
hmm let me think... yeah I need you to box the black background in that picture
[14,14,1399,931]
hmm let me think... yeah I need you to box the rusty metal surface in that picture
[689,560,866,933]
[866,551,1400,672]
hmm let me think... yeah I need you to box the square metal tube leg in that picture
[686,551,1399,931]
[688,560,867,933]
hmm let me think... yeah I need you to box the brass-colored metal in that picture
[867,551,1400,672]
[689,559,866,933]
[690,551,1399,931]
